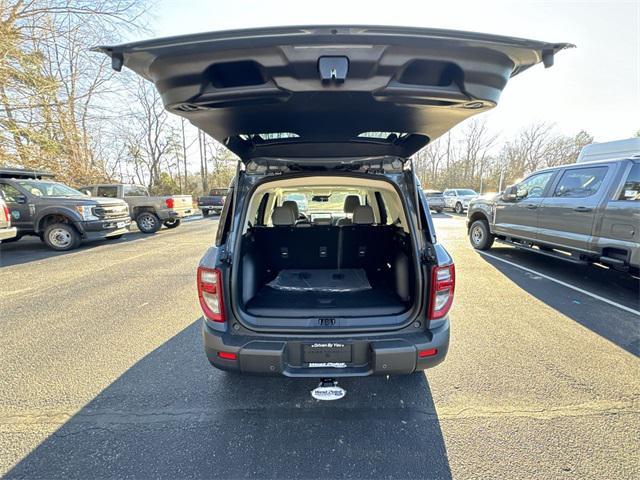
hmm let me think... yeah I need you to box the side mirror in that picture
[501,185,517,202]
[83,190,92,197]
[15,194,27,204]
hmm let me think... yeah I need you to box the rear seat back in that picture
[251,221,398,272]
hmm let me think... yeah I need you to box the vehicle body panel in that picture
[96,25,571,160]
[423,191,445,211]
[0,197,17,241]
[198,188,227,213]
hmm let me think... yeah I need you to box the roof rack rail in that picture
[0,168,55,179]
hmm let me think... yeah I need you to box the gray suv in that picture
[467,139,640,274]
[99,25,569,380]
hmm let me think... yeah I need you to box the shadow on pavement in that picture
[6,320,452,479]
[480,250,640,357]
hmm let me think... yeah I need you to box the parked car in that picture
[467,138,640,274]
[100,26,569,387]
[0,169,130,251]
[81,184,193,233]
[423,190,445,213]
[0,196,17,242]
[443,188,478,214]
[197,188,227,216]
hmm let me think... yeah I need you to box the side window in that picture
[618,163,640,201]
[0,183,23,203]
[553,166,608,198]
[215,188,234,246]
[517,172,555,200]
[97,186,118,198]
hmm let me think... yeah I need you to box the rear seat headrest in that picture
[352,205,375,225]
[271,205,296,226]
[343,195,361,214]
[282,200,299,219]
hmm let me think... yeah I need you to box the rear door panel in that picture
[97,26,571,161]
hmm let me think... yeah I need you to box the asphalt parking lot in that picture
[0,214,638,479]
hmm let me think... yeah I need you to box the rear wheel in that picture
[435,208,443,214]
[43,223,80,251]
[469,219,494,250]
[202,209,210,217]
[454,202,464,214]
[164,218,181,229]
[136,212,161,234]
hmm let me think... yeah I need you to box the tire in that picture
[454,202,464,214]
[136,212,161,234]
[163,218,181,229]
[435,209,443,214]
[202,210,210,217]
[469,219,494,250]
[43,223,80,251]
[106,234,124,240]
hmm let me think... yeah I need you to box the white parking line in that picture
[478,251,640,317]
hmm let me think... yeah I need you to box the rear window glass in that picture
[208,188,228,196]
[619,163,640,201]
[553,166,608,198]
[123,185,149,196]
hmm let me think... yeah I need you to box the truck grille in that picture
[94,205,129,219]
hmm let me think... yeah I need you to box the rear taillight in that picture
[428,264,455,320]
[165,198,175,209]
[197,267,225,322]
[2,204,9,224]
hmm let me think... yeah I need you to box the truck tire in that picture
[136,212,161,234]
[202,210,210,217]
[435,208,443,214]
[43,223,80,251]
[454,202,464,214]
[163,219,181,229]
[469,219,494,250]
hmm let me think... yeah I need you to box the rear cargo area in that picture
[238,223,415,318]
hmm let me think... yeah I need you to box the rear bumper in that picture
[157,209,193,220]
[199,205,222,211]
[0,227,17,241]
[202,319,450,377]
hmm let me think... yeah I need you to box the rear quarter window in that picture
[553,166,608,198]
[618,163,640,201]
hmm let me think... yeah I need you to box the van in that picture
[99,26,570,378]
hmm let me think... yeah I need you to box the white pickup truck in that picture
[81,183,193,233]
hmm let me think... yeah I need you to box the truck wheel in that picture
[43,223,80,251]
[136,212,161,234]
[163,219,181,229]
[454,202,464,214]
[469,219,494,250]
[202,210,210,217]
[435,208,443,214]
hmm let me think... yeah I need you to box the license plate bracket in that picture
[303,343,352,364]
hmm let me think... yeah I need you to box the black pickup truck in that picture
[0,168,131,251]
[197,188,227,216]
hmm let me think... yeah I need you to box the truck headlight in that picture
[74,205,99,221]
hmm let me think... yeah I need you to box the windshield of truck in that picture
[17,180,85,197]
[208,188,227,196]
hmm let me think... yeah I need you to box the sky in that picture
[125,0,640,143]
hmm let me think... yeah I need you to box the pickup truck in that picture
[467,138,640,274]
[0,196,17,242]
[81,184,193,233]
[0,169,131,250]
[443,188,478,214]
[197,188,227,216]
